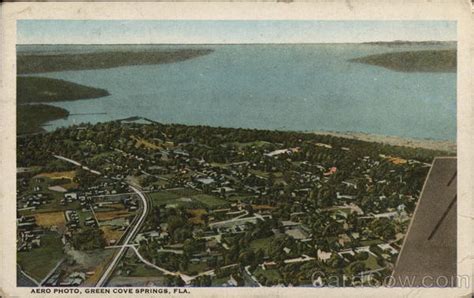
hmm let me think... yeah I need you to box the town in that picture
[16,118,450,287]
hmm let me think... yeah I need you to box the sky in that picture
[17,20,456,44]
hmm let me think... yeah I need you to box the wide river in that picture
[19,44,456,141]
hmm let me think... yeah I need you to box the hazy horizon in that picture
[17,20,456,45]
[16,40,457,46]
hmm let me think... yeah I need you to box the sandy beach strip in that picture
[312,131,456,153]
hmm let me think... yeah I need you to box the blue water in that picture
[19,44,456,141]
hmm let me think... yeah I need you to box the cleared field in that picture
[192,194,229,208]
[249,236,274,255]
[386,156,408,165]
[168,188,200,197]
[149,191,180,205]
[150,190,228,209]
[34,211,66,228]
[17,231,65,282]
[101,226,125,244]
[131,135,161,150]
[187,209,208,225]
[35,170,76,180]
[95,210,132,221]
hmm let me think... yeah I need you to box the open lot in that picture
[35,171,76,180]
[34,211,66,228]
[17,231,65,282]
[95,210,132,222]
[250,236,274,256]
[149,190,228,209]
[100,226,125,245]
[192,194,229,208]
[187,209,208,225]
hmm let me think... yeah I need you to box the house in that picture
[316,249,332,262]
[196,177,215,185]
[64,192,78,200]
[324,167,337,176]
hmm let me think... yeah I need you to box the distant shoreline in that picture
[312,130,456,153]
[20,113,456,154]
[117,116,457,153]
[349,49,456,73]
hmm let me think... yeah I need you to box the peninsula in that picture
[349,49,456,73]
[17,49,214,74]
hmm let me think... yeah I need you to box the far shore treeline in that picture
[17,49,214,74]
[350,49,456,73]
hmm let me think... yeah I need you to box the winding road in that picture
[95,185,149,287]
[51,155,151,287]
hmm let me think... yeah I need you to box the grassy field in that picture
[227,195,255,202]
[192,194,229,208]
[249,236,274,256]
[149,191,180,206]
[168,188,200,197]
[149,190,227,209]
[350,49,456,72]
[17,231,65,281]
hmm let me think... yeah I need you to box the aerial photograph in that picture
[16,20,457,288]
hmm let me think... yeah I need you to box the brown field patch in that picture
[106,203,126,210]
[95,210,133,221]
[251,204,275,210]
[386,156,408,165]
[187,208,207,225]
[100,226,125,245]
[36,170,76,180]
[34,211,66,228]
[131,136,161,150]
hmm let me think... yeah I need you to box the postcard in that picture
[0,1,472,297]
